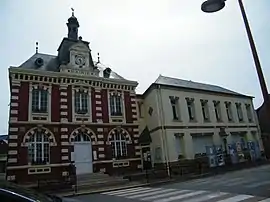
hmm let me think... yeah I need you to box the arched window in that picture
[74,133,91,142]
[28,132,50,165]
[111,132,127,158]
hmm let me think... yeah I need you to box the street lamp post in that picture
[201,0,269,104]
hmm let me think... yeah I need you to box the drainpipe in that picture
[156,85,170,177]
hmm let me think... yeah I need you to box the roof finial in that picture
[97,52,100,63]
[71,7,74,16]
[35,42,39,53]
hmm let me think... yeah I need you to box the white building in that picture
[137,75,263,164]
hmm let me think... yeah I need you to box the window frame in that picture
[186,99,195,121]
[28,132,50,165]
[225,102,233,121]
[74,90,89,115]
[214,101,222,121]
[110,94,123,116]
[111,133,127,158]
[170,96,180,121]
[31,88,48,113]
[201,100,210,121]
[245,104,253,122]
[236,103,244,122]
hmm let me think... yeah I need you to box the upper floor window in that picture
[110,93,122,116]
[213,101,222,121]
[75,90,88,114]
[200,99,210,121]
[245,104,253,122]
[32,88,48,113]
[28,131,50,165]
[186,98,195,121]
[225,102,233,121]
[170,96,180,120]
[236,103,243,122]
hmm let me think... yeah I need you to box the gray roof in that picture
[155,75,250,97]
[17,53,126,80]
[19,53,59,72]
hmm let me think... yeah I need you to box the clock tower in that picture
[57,10,96,74]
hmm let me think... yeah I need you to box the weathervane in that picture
[97,52,100,63]
[71,8,74,16]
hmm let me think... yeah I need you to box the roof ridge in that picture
[154,74,251,97]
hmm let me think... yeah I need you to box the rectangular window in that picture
[170,96,180,120]
[201,100,210,121]
[32,89,48,113]
[213,101,222,121]
[110,94,122,116]
[138,102,143,118]
[225,102,233,121]
[186,98,195,121]
[75,91,88,114]
[236,103,243,122]
[246,104,253,122]
[175,134,184,159]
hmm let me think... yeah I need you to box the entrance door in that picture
[73,135,93,174]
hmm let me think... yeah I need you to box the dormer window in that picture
[109,93,122,116]
[75,90,88,114]
[32,88,48,113]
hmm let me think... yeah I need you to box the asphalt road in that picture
[71,165,270,202]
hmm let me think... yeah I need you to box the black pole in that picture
[238,0,269,103]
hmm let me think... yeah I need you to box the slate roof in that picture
[18,53,126,80]
[153,75,252,97]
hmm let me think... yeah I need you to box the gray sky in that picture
[1,0,270,134]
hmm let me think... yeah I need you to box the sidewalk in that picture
[57,160,270,197]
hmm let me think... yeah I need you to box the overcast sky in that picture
[1,0,270,134]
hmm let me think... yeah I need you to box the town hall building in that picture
[6,11,141,184]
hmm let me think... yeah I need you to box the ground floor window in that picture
[111,133,127,158]
[28,132,50,165]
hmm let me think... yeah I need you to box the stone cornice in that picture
[9,66,138,88]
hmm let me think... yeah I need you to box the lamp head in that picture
[201,0,226,13]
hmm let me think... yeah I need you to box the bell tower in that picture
[67,8,79,40]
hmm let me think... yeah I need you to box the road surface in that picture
[71,165,270,202]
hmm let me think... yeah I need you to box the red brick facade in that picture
[6,72,141,184]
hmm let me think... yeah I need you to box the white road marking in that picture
[127,189,176,199]
[141,190,190,201]
[102,187,151,195]
[180,192,228,202]
[216,194,254,202]
[117,188,163,197]
[153,190,207,202]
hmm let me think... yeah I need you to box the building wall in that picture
[7,69,141,183]
[139,86,263,163]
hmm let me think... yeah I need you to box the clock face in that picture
[75,55,86,66]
